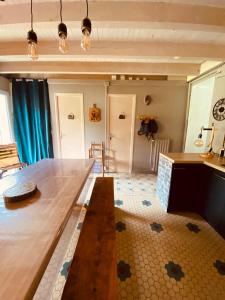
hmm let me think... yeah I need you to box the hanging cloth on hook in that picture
[138,119,158,140]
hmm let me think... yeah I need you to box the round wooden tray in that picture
[3,182,37,203]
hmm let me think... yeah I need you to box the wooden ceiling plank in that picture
[0,1,225,32]
[0,41,224,60]
[0,61,200,76]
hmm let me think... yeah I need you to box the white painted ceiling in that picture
[0,55,203,63]
[0,0,224,74]
[2,0,225,7]
[1,23,225,45]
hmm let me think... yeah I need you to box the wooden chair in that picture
[88,141,105,176]
[0,143,27,178]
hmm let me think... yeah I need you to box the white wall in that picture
[185,76,215,153]
[209,65,225,153]
[185,64,225,155]
[0,77,13,142]
[108,81,188,172]
[48,81,106,158]
[48,79,188,172]
[0,76,9,93]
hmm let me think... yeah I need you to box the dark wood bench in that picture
[62,177,116,300]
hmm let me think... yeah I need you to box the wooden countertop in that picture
[160,153,225,173]
[0,158,94,300]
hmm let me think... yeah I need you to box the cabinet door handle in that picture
[173,167,187,170]
[214,174,225,181]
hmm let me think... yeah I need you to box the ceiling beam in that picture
[0,41,224,60]
[1,2,225,32]
[0,61,200,76]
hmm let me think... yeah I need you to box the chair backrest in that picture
[89,142,105,157]
[0,143,21,170]
[89,142,105,176]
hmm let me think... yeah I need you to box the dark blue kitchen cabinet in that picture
[202,169,225,238]
[168,164,206,212]
[157,154,225,240]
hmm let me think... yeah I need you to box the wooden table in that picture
[0,158,94,300]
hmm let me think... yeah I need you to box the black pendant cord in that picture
[60,0,63,23]
[86,0,88,17]
[31,0,33,30]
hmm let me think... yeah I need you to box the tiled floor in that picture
[36,173,225,300]
[34,176,95,300]
[114,173,225,300]
[33,206,85,300]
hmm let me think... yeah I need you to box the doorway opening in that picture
[0,92,12,145]
[185,76,215,152]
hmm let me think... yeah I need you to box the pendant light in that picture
[58,0,69,54]
[27,0,38,60]
[81,0,91,51]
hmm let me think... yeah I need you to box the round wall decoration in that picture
[144,95,152,106]
[213,98,225,121]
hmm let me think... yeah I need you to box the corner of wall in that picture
[0,76,10,93]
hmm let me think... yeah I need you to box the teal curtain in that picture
[12,79,54,164]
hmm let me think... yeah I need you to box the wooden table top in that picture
[0,158,94,300]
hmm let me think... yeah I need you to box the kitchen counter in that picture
[160,153,225,173]
[156,153,225,240]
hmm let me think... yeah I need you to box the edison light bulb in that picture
[194,138,204,147]
[81,29,91,51]
[59,35,69,54]
[28,42,38,61]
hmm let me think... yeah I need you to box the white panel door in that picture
[56,93,85,159]
[108,94,136,173]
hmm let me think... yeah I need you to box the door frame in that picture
[54,93,85,159]
[0,89,13,143]
[106,94,136,173]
